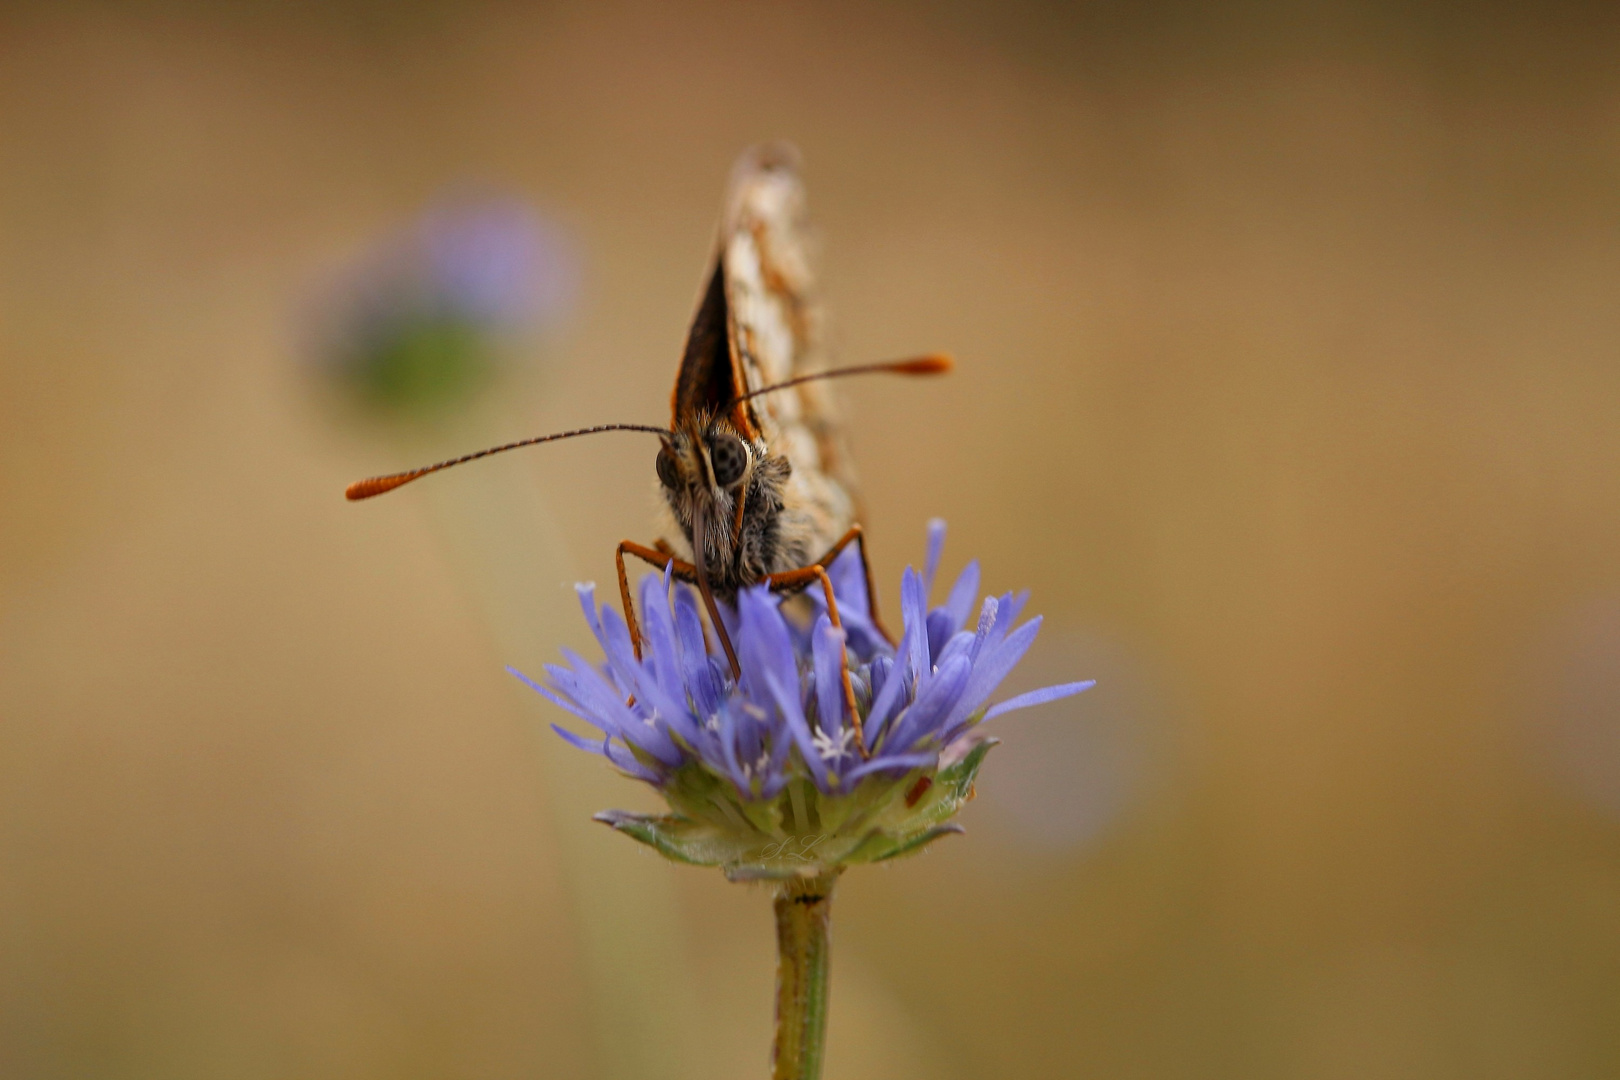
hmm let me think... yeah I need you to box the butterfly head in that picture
[655,411,791,597]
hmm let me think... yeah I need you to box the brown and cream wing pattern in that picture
[719,144,858,555]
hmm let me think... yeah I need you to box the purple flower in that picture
[308,192,578,411]
[513,521,1093,878]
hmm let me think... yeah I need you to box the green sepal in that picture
[592,810,738,867]
[593,734,1001,876]
[938,735,998,802]
[842,821,966,865]
[872,823,966,862]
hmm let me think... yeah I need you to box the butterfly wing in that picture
[718,144,858,552]
[671,260,749,432]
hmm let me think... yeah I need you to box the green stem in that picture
[772,871,839,1080]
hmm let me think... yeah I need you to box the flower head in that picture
[309,193,578,412]
[514,521,1092,879]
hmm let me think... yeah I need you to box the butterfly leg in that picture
[767,564,867,758]
[617,540,742,679]
[615,541,696,660]
[807,524,894,646]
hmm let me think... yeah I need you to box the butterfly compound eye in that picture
[707,433,749,488]
[655,445,681,490]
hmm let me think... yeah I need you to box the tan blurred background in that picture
[5,1,1620,1077]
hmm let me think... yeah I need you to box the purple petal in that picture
[765,701,795,785]
[673,586,721,718]
[604,739,662,783]
[882,653,971,754]
[983,680,1096,722]
[638,569,684,704]
[942,615,1045,734]
[925,609,955,666]
[729,694,765,778]
[968,597,998,665]
[595,604,695,743]
[868,654,891,705]
[734,586,830,791]
[932,629,977,672]
[941,559,981,632]
[863,654,908,751]
[842,751,936,784]
[588,602,647,704]
[712,701,755,795]
[763,667,830,791]
[557,648,682,766]
[511,665,603,730]
[736,587,799,704]
[900,568,930,687]
[811,615,846,740]
[828,545,870,620]
[760,772,789,799]
[576,583,606,644]
[551,723,608,756]
[807,548,885,661]
[548,654,634,736]
[923,518,946,598]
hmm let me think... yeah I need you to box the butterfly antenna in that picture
[730,354,952,408]
[345,424,670,500]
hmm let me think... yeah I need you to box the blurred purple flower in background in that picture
[309,190,578,412]
[413,198,576,327]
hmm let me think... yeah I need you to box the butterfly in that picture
[347,144,949,752]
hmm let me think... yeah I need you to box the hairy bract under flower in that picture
[512,521,1092,879]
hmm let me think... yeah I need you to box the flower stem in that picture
[772,871,839,1080]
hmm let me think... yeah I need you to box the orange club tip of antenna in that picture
[894,353,953,375]
[345,473,420,500]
